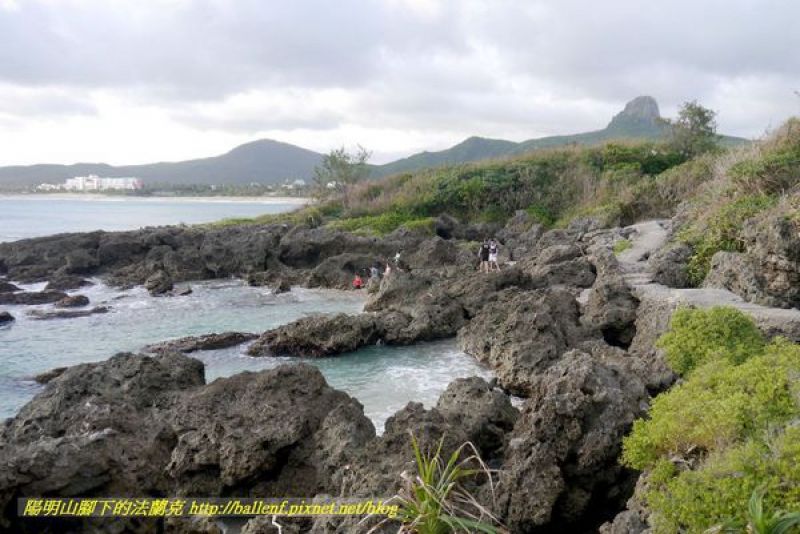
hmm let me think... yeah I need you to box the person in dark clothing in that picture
[478,240,491,273]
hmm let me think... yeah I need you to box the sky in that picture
[0,0,798,166]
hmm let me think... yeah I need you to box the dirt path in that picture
[618,220,800,340]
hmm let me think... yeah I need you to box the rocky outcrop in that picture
[582,276,639,348]
[0,290,68,305]
[144,332,258,354]
[44,273,93,291]
[458,288,586,396]
[648,242,692,288]
[33,367,67,384]
[248,313,382,357]
[0,311,14,325]
[0,354,376,533]
[54,294,90,308]
[0,281,19,293]
[144,269,174,296]
[495,350,648,532]
[27,306,110,320]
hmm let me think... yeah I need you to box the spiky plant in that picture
[390,433,505,534]
[706,488,800,534]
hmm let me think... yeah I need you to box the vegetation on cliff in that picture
[622,307,800,533]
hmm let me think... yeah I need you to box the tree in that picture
[312,146,371,207]
[665,100,720,158]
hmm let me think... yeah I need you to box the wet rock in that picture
[307,253,378,289]
[144,332,258,354]
[459,288,586,395]
[496,350,648,531]
[582,276,640,348]
[28,306,110,320]
[33,366,68,384]
[649,241,692,288]
[0,355,375,533]
[247,313,381,357]
[0,310,14,325]
[0,290,68,305]
[176,286,193,296]
[0,281,20,293]
[44,272,93,291]
[54,294,90,308]
[272,278,291,293]
[144,269,173,296]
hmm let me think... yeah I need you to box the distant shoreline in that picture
[0,193,310,204]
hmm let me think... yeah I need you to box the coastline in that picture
[0,193,310,204]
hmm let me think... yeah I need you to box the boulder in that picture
[247,313,381,357]
[0,310,14,325]
[144,332,258,354]
[524,257,597,289]
[33,366,68,384]
[582,276,640,348]
[704,251,784,307]
[0,290,68,305]
[0,281,20,293]
[144,269,174,296]
[649,242,692,288]
[435,377,519,461]
[458,288,586,395]
[306,253,378,289]
[54,294,90,308]
[0,355,376,533]
[45,272,93,291]
[495,350,648,531]
[272,278,291,294]
[176,286,193,296]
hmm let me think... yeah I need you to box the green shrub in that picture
[622,337,800,471]
[401,217,436,235]
[646,426,800,533]
[681,194,777,285]
[730,118,800,196]
[657,306,766,376]
[525,204,556,227]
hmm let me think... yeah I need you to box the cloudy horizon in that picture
[0,0,798,166]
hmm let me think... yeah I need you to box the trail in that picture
[618,220,800,340]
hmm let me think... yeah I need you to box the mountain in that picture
[373,96,748,176]
[0,96,749,188]
[0,139,323,188]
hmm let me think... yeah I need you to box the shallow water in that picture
[0,279,490,429]
[0,195,305,242]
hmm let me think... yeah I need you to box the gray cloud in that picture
[0,0,798,154]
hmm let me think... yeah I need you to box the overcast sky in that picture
[0,0,798,166]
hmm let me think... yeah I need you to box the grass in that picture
[613,238,633,255]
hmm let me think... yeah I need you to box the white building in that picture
[63,175,143,191]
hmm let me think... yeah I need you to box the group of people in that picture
[352,252,402,290]
[478,238,501,272]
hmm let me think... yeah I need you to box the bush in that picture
[730,118,800,196]
[622,337,800,472]
[328,211,434,236]
[646,426,800,533]
[657,306,766,376]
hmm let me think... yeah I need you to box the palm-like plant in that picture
[706,488,800,534]
[391,433,505,534]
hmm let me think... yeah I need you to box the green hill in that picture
[372,96,748,177]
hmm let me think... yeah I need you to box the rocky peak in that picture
[607,96,662,131]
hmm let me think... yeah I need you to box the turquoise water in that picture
[0,280,489,429]
[0,195,305,242]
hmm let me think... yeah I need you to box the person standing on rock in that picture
[489,239,500,272]
[478,240,491,272]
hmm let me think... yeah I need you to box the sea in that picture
[0,195,490,429]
